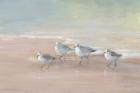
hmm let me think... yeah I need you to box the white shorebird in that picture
[36,52,56,71]
[104,49,122,69]
[55,42,73,61]
[74,43,97,64]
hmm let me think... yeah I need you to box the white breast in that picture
[37,56,50,64]
[104,53,117,62]
[75,47,84,57]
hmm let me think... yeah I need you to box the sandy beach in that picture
[0,37,140,93]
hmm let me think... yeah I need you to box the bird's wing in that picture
[61,44,73,51]
[110,51,122,57]
[42,54,54,59]
[80,45,96,53]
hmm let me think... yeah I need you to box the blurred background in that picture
[0,0,140,50]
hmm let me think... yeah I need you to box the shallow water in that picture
[1,23,140,57]
[18,24,140,50]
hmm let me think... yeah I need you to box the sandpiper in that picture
[36,52,56,71]
[55,42,73,61]
[74,43,97,64]
[104,49,122,69]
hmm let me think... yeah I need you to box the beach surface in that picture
[0,37,140,93]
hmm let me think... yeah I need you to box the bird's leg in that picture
[113,60,117,69]
[55,54,59,62]
[106,61,112,68]
[79,57,83,64]
[114,61,117,67]
[86,55,90,64]
[63,55,66,62]
[58,55,63,62]
[40,64,45,71]
[45,64,50,71]
[41,64,50,72]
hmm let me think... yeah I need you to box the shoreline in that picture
[0,35,140,59]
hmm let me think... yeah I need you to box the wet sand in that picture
[0,37,140,93]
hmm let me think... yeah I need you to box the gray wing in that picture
[79,45,96,53]
[110,51,122,57]
[42,54,55,60]
[61,44,73,51]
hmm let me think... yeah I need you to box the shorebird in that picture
[55,42,73,61]
[104,49,122,69]
[74,43,97,64]
[36,52,56,71]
